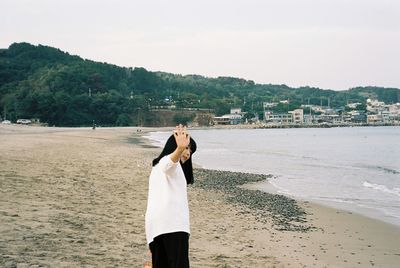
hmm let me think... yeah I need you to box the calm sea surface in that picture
[146,127,400,227]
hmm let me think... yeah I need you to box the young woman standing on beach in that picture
[145,124,197,268]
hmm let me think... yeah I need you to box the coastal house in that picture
[289,109,304,124]
[229,113,243,125]
[367,114,382,124]
[344,111,366,123]
[303,114,313,125]
[381,111,391,123]
[265,109,304,125]
[213,115,231,125]
[265,113,292,124]
[366,112,392,124]
[315,114,342,124]
[366,99,400,124]
[213,108,244,125]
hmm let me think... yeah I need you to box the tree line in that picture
[1,42,399,126]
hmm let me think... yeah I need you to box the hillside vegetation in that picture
[1,42,399,126]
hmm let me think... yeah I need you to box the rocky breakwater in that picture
[193,169,314,232]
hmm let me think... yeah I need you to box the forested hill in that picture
[0,42,399,126]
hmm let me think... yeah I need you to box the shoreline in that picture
[193,169,313,232]
[244,179,400,229]
[1,124,400,267]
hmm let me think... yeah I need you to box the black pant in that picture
[149,232,189,268]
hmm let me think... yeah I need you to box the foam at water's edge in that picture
[363,181,400,198]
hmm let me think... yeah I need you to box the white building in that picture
[263,102,278,109]
[367,98,385,107]
[213,108,243,125]
[230,108,242,115]
[213,115,231,125]
[264,112,292,124]
[303,114,313,124]
[346,102,362,109]
[264,108,304,124]
[289,109,304,124]
[366,99,399,124]
[270,114,292,124]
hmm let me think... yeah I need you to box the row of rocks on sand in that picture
[193,168,315,232]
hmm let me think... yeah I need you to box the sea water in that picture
[145,126,400,227]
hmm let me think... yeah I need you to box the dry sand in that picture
[1,125,399,267]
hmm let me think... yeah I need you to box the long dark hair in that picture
[152,135,197,184]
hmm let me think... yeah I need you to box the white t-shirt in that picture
[145,154,190,244]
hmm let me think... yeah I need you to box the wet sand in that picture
[1,125,399,267]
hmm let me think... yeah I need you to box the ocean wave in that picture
[363,181,400,198]
[311,197,356,204]
[375,166,400,175]
[359,165,400,175]
[268,180,294,196]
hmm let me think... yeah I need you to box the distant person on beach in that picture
[145,124,197,268]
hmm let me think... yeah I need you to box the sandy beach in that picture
[1,125,399,268]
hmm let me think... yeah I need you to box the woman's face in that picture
[180,147,191,164]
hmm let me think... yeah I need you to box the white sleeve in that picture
[157,154,178,174]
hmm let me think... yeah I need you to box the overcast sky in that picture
[1,0,399,90]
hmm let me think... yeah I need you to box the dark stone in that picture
[193,168,315,232]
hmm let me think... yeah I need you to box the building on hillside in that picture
[346,102,362,109]
[388,103,400,114]
[366,99,400,124]
[367,98,385,107]
[367,98,388,114]
[310,105,325,113]
[230,108,242,115]
[263,102,278,109]
[289,109,304,124]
